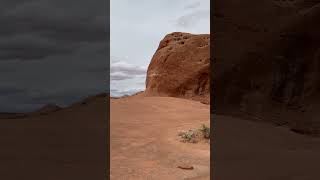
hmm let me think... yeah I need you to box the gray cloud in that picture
[30,87,104,106]
[110,56,146,97]
[184,2,201,9]
[0,0,109,112]
[0,0,108,61]
[0,35,74,60]
[0,86,25,96]
[111,73,132,81]
[110,56,147,81]
[175,10,210,28]
[110,88,144,98]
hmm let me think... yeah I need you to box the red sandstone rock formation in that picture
[145,32,210,104]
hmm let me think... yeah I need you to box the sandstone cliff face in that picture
[145,32,210,104]
[213,0,320,135]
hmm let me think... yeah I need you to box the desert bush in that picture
[178,130,197,143]
[178,124,210,143]
[199,124,210,139]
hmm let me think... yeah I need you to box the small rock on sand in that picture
[177,165,194,170]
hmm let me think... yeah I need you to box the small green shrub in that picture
[199,124,210,139]
[178,124,210,143]
[179,130,197,143]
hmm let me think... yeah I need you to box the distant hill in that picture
[0,113,27,119]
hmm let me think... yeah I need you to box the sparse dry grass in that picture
[178,124,210,143]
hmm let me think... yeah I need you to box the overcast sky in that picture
[110,0,210,97]
[0,0,108,112]
[0,0,210,112]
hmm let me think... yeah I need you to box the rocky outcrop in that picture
[145,32,210,104]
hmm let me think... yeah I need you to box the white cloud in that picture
[111,56,147,76]
[110,56,147,80]
[110,56,147,96]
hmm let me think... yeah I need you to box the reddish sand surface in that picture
[213,115,320,180]
[0,95,107,180]
[111,94,210,180]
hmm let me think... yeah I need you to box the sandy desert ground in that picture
[1,91,319,179]
[213,114,320,180]
[0,94,107,180]
[110,93,210,180]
